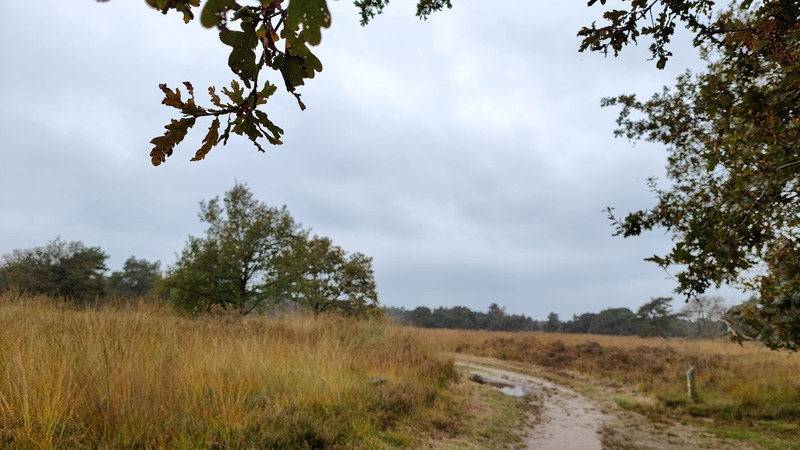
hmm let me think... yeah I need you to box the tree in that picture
[588,307,636,336]
[485,303,507,331]
[165,182,378,315]
[592,1,800,350]
[0,238,108,302]
[635,297,683,338]
[682,295,727,338]
[409,306,434,328]
[106,256,163,299]
[281,234,379,316]
[543,312,561,333]
[165,182,301,313]
[561,312,598,334]
[427,306,479,329]
[579,0,732,70]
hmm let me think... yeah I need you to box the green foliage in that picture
[0,238,108,302]
[106,256,163,300]
[165,182,379,316]
[141,0,327,165]
[483,303,539,331]
[598,1,800,350]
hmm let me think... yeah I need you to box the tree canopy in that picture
[597,0,800,350]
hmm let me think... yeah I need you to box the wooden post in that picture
[686,367,696,401]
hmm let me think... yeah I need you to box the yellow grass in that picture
[0,294,459,449]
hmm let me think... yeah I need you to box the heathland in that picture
[3,294,800,449]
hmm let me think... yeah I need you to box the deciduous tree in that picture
[593,0,800,350]
[281,234,379,316]
[166,182,300,313]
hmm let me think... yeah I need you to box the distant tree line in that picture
[391,296,729,339]
[0,237,162,305]
[554,296,728,339]
[0,183,379,317]
[386,303,540,332]
[542,295,728,338]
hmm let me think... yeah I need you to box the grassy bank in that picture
[419,328,800,448]
[0,295,460,449]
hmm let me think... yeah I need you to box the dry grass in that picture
[0,294,460,449]
[418,328,800,437]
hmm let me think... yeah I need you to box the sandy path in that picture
[454,356,758,450]
[456,361,609,450]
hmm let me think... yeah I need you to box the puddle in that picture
[496,384,526,397]
[485,380,527,397]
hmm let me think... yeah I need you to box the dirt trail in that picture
[455,356,757,450]
[457,361,608,450]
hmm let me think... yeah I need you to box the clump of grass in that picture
[427,381,529,450]
[0,294,459,448]
[468,374,485,385]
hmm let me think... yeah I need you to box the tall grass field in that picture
[0,294,459,449]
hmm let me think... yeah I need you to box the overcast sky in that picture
[0,0,743,318]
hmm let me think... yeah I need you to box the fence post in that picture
[686,366,696,401]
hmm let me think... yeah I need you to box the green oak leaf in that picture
[220,20,259,86]
[286,0,331,46]
[201,0,235,28]
[272,54,309,91]
[254,110,284,145]
[257,81,278,105]
[145,0,199,21]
